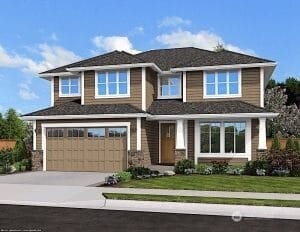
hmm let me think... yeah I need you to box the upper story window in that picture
[204,70,241,98]
[96,70,130,98]
[59,76,80,97]
[158,74,182,99]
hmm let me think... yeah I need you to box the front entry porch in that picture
[148,116,271,166]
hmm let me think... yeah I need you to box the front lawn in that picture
[104,193,300,208]
[119,175,300,193]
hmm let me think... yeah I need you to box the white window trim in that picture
[41,122,131,171]
[157,74,182,99]
[59,76,81,97]
[95,69,130,99]
[203,69,242,99]
[194,119,251,163]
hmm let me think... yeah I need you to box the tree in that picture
[214,43,225,52]
[0,109,26,139]
[265,87,300,137]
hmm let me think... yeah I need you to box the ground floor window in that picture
[199,121,246,154]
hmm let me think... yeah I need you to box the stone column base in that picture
[31,150,43,171]
[256,149,268,160]
[128,150,144,167]
[175,149,186,164]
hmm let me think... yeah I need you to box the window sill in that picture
[157,96,182,100]
[203,94,241,99]
[94,94,130,99]
[196,153,249,158]
[59,94,81,98]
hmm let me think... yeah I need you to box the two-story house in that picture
[23,47,278,172]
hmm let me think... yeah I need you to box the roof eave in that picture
[147,112,279,120]
[170,62,277,72]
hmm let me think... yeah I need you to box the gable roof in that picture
[40,47,275,74]
[40,50,146,74]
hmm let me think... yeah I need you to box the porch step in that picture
[148,165,174,174]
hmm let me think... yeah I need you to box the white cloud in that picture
[158,16,191,28]
[0,104,4,113]
[130,26,144,36]
[92,36,140,54]
[0,44,81,74]
[156,29,255,55]
[18,83,39,100]
[50,33,58,41]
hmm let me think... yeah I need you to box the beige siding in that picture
[186,68,261,106]
[36,118,137,151]
[187,120,194,161]
[84,68,142,109]
[141,119,159,164]
[146,68,158,109]
[251,119,259,160]
[53,76,80,105]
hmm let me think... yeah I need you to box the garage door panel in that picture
[46,126,127,172]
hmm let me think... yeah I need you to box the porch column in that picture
[176,119,185,149]
[258,117,267,150]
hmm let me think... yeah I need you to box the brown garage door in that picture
[46,127,127,172]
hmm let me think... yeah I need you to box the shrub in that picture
[243,160,272,176]
[226,165,244,175]
[126,167,152,178]
[21,158,31,171]
[116,171,132,182]
[295,140,300,151]
[175,159,195,174]
[0,149,13,174]
[211,160,228,174]
[271,136,281,151]
[286,138,296,151]
[196,164,209,174]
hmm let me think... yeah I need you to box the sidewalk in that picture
[98,187,300,201]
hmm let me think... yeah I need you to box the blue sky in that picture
[0,0,299,114]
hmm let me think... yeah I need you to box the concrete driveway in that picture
[0,171,111,186]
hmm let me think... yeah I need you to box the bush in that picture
[295,140,300,151]
[243,160,272,176]
[116,171,132,182]
[211,160,228,174]
[226,165,244,175]
[271,136,281,151]
[286,138,296,151]
[126,167,152,178]
[0,149,13,174]
[175,159,195,174]
[21,158,31,171]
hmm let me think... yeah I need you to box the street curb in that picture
[103,199,300,220]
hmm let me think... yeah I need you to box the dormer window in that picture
[59,76,80,97]
[95,70,130,98]
[204,70,241,98]
[158,74,182,99]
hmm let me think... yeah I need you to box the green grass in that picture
[119,175,300,193]
[104,193,300,208]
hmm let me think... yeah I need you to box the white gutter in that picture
[22,113,148,121]
[39,72,74,78]
[170,62,277,72]
[147,112,279,120]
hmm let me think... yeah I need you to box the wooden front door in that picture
[160,123,175,164]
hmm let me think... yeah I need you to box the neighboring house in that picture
[23,47,278,172]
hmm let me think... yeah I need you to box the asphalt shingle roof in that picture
[147,100,270,115]
[23,101,144,116]
[40,47,274,74]
[23,99,271,117]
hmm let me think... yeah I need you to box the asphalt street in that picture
[0,204,299,232]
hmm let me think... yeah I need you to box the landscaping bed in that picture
[118,175,300,193]
[104,193,300,208]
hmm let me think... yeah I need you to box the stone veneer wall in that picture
[128,150,151,167]
[31,150,43,171]
[175,149,186,163]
